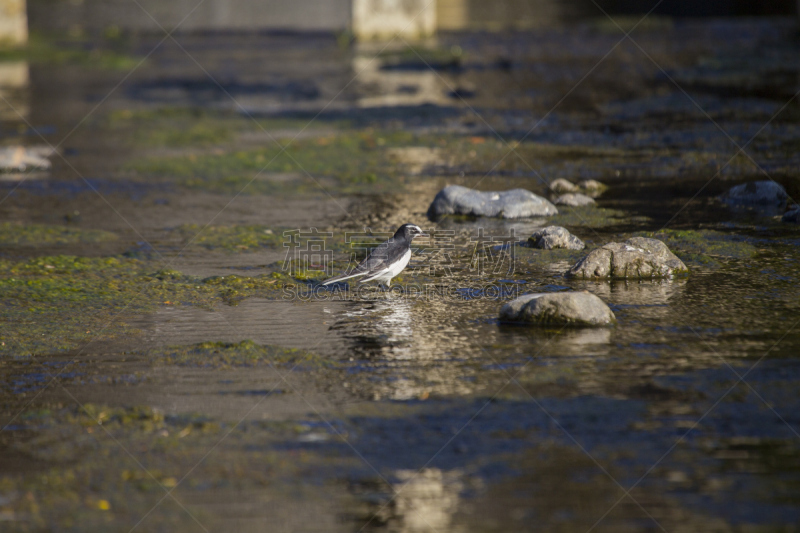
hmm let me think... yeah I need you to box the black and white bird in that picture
[322,223,426,288]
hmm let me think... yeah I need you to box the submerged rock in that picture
[720,180,787,209]
[553,193,596,207]
[549,178,578,193]
[577,179,608,198]
[784,206,800,224]
[577,179,607,192]
[427,185,557,219]
[528,226,585,250]
[500,291,616,327]
[567,237,688,279]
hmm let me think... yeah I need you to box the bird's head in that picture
[396,223,428,241]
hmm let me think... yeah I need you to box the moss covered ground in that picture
[0,256,293,357]
[0,223,118,247]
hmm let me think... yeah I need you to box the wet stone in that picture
[783,206,800,224]
[528,226,585,250]
[577,179,607,198]
[552,193,596,207]
[720,180,788,211]
[577,179,607,192]
[567,237,689,279]
[426,185,557,219]
[499,291,616,327]
[549,178,578,193]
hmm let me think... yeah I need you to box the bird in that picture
[322,223,427,288]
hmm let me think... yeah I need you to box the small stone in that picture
[427,185,557,219]
[577,179,607,192]
[567,237,688,279]
[783,206,799,224]
[549,178,578,193]
[577,179,608,198]
[720,181,787,210]
[500,291,616,327]
[552,193,596,207]
[528,226,585,250]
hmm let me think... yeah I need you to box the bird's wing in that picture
[352,239,394,272]
[321,238,405,285]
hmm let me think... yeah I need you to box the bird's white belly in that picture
[374,249,411,282]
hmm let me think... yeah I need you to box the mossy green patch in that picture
[107,107,346,148]
[640,229,759,265]
[548,207,635,229]
[178,224,284,251]
[0,256,290,357]
[147,339,329,369]
[0,222,117,246]
[126,129,424,194]
[107,108,240,148]
[0,403,359,531]
[0,32,142,70]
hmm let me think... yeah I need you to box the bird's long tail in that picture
[321,270,368,286]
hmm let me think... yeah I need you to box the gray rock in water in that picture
[783,206,800,224]
[721,181,787,209]
[500,291,616,327]
[567,237,688,279]
[528,226,585,250]
[549,178,578,193]
[427,185,558,219]
[553,193,596,207]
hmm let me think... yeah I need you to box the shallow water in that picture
[1,17,800,532]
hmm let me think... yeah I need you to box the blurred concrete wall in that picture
[22,0,800,36]
[353,0,436,39]
[27,0,351,33]
[0,0,28,43]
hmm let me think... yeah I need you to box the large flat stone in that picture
[427,185,557,219]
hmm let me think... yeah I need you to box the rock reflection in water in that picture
[356,468,463,533]
[352,54,447,108]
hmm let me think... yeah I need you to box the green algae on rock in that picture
[0,222,118,246]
